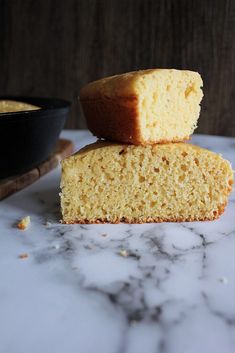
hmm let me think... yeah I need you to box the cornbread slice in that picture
[80,69,203,145]
[60,141,233,224]
[17,216,31,230]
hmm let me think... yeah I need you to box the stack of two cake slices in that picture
[61,69,233,224]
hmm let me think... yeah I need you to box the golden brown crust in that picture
[80,97,190,145]
[62,203,227,224]
[79,69,202,99]
[80,96,142,145]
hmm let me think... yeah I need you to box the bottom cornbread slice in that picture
[60,141,233,224]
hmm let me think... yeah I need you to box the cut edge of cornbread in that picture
[80,69,203,145]
[60,141,233,224]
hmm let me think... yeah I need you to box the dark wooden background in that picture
[1,0,235,136]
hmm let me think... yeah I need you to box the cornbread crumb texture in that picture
[0,100,40,113]
[80,69,203,144]
[60,141,233,224]
[18,253,29,259]
[119,249,129,257]
[17,216,31,230]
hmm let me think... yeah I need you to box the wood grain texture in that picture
[0,0,235,136]
[0,139,74,200]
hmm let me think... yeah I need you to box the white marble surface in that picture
[0,130,235,353]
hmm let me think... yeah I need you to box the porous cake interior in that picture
[135,70,203,143]
[60,142,233,223]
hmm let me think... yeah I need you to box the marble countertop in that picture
[0,130,235,353]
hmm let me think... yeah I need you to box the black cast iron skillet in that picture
[0,96,70,179]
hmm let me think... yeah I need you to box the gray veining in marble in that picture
[0,130,235,353]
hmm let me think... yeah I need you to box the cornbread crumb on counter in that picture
[80,69,203,145]
[17,216,31,230]
[18,253,29,259]
[60,141,233,224]
[119,250,129,257]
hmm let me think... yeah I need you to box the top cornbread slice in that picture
[80,69,203,145]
